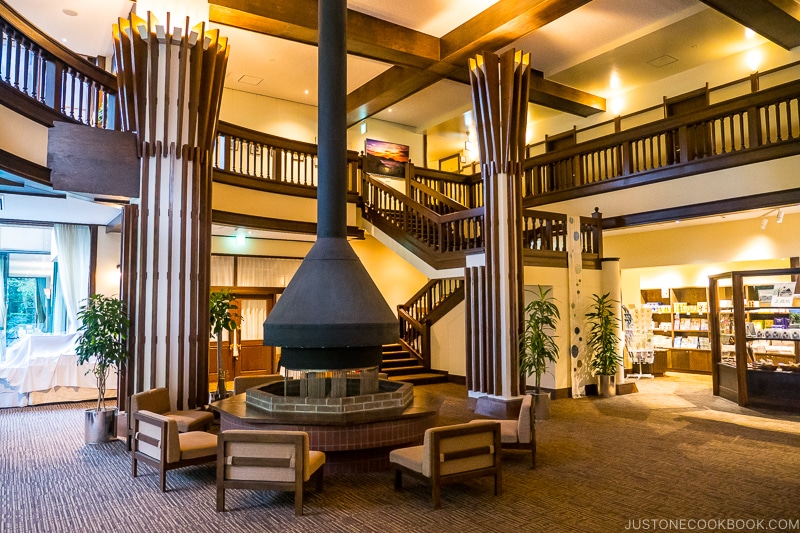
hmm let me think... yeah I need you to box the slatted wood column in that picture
[465,50,530,398]
[113,13,229,409]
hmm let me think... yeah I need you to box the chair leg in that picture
[131,455,137,478]
[216,487,225,512]
[294,489,303,516]
[393,468,402,490]
[315,469,324,492]
[432,483,441,510]
[160,465,166,493]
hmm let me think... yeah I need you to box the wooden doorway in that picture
[209,292,278,387]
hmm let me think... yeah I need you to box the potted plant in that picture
[75,294,130,444]
[585,292,622,398]
[519,285,560,421]
[210,289,238,401]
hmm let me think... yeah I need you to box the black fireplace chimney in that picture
[262,0,397,370]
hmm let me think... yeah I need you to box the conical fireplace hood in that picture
[263,0,396,370]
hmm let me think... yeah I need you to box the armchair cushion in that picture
[179,432,218,461]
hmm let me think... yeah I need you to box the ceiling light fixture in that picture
[776,208,784,223]
[62,9,78,17]
[387,108,392,113]
[359,122,367,134]
[745,28,756,40]
[760,217,768,230]
[746,50,761,72]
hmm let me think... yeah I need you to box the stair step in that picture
[382,365,426,375]
[380,357,418,369]
[381,351,412,361]
[388,373,448,385]
[381,343,405,352]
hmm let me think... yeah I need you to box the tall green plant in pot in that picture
[210,289,238,401]
[76,294,130,444]
[585,292,622,398]
[519,285,560,421]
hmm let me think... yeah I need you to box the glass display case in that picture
[709,268,800,411]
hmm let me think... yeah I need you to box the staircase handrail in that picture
[365,174,483,224]
[408,178,469,214]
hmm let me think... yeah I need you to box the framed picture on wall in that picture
[364,138,409,178]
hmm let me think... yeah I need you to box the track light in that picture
[760,218,768,230]
[777,209,784,223]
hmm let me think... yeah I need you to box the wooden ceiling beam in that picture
[699,0,800,50]
[345,0,600,125]
[211,0,605,124]
[209,0,439,70]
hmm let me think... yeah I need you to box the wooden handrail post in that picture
[591,208,603,259]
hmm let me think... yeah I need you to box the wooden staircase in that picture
[380,343,448,385]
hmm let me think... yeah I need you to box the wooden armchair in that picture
[389,421,502,509]
[127,387,214,449]
[216,430,326,516]
[131,410,218,492]
[472,393,535,467]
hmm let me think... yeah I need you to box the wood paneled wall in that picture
[113,13,229,409]
[465,50,530,398]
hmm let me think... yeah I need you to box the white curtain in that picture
[210,255,234,286]
[53,224,91,333]
[237,257,301,287]
[239,300,266,341]
[0,256,6,361]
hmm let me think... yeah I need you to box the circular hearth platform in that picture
[211,390,441,474]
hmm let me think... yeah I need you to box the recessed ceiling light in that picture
[387,108,392,113]
[745,28,756,40]
[304,89,309,95]
[62,38,68,43]
[62,9,78,17]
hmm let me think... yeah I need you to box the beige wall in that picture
[219,90,318,144]
[347,119,425,167]
[95,230,121,298]
[430,301,466,375]
[350,234,428,314]
[524,265,604,392]
[0,104,49,165]
[606,212,800,304]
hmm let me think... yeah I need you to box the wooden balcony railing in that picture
[397,277,464,368]
[522,209,602,268]
[523,76,800,205]
[213,121,360,195]
[0,1,117,128]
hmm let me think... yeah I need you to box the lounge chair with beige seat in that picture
[389,420,502,509]
[216,429,326,516]
[131,410,218,492]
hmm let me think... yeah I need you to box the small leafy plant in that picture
[519,286,560,394]
[585,292,621,376]
[210,289,238,399]
[76,294,130,411]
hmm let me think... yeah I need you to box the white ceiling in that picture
[4,0,790,234]
[9,0,765,133]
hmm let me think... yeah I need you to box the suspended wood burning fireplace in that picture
[262,0,397,373]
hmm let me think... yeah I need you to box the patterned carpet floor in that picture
[1,373,799,533]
